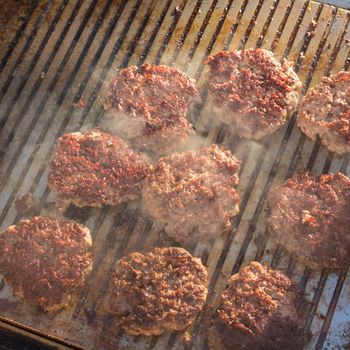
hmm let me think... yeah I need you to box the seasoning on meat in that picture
[297,71,350,155]
[0,216,93,311]
[208,262,307,350]
[102,247,207,336]
[48,129,149,212]
[142,145,241,244]
[267,172,350,269]
[204,49,301,140]
[104,64,200,155]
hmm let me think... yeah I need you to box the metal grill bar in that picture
[0,0,41,71]
[0,1,81,139]
[0,0,52,77]
[0,1,71,105]
[174,1,322,348]
[242,4,338,273]
[12,0,146,238]
[85,8,205,344]
[0,317,82,349]
[69,4,184,344]
[196,1,348,348]
[207,0,310,288]
[190,4,322,348]
[1,0,144,228]
[19,2,134,216]
[154,0,189,65]
[0,0,117,226]
[193,0,235,80]
[0,2,99,177]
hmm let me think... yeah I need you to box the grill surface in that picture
[1,0,350,349]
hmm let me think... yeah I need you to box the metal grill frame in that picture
[1,0,350,349]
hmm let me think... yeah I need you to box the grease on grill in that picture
[0,0,38,55]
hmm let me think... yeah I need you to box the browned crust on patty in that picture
[297,71,350,155]
[142,145,241,244]
[204,49,301,140]
[0,216,93,311]
[104,64,200,155]
[209,262,307,350]
[48,129,149,211]
[267,172,350,269]
[102,247,208,336]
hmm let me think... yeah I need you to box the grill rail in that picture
[1,0,350,349]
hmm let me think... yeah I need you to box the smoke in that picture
[181,131,212,152]
[100,110,145,139]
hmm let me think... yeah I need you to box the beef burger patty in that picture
[102,247,207,336]
[104,64,200,155]
[204,49,301,140]
[48,129,149,212]
[298,71,350,155]
[209,262,307,350]
[142,145,241,244]
[267,172,350,269]
[0,216,92,311]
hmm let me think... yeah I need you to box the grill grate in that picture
[1,0,350,349]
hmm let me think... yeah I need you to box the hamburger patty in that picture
[102,247,207,336]
[103,64,200,155]
[267,172,350,269]
[209,262,307,350]
[204,49,301,140]
[142,145,241,244]
[48,129,149,212]
[297,71,350,155]
[0,216,92,311]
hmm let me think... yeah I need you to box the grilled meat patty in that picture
[48,129,149,212]
[103,64,200,155]
[297,71,350,155]
[209,262,307,350]
[0,216,92,311]
[204,49,301,140]
[102,247,207,336]
[267,172,350,269]
[142,145,241,244]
